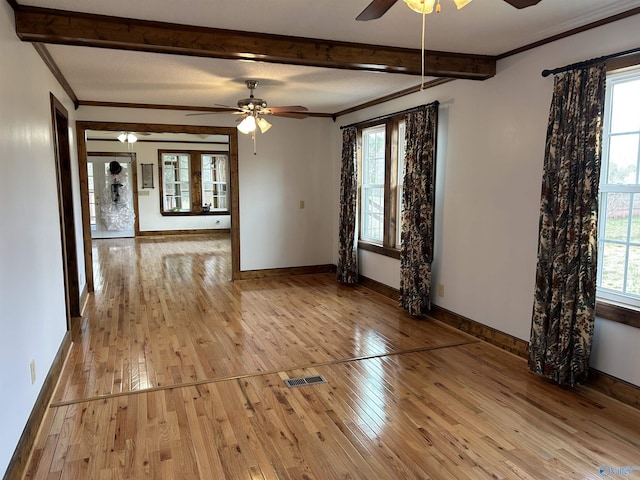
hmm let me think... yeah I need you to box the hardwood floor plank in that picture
[22,235,640,479]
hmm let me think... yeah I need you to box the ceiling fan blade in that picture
[267,106,309,113]
[356,0,398,21]
[185,107,243,117]
[502,0,541,8]
[268,111,309,119]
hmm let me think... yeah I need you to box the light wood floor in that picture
[24,234,640,479]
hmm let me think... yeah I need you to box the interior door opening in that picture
[87,153,137,239]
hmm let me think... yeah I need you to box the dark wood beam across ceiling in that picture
[13,5,496,80]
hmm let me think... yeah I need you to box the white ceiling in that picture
[16,0,640,114]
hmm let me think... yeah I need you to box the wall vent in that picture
[283,375,327,388]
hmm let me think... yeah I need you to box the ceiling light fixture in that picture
[117,132,138,143]
[402,0,472,89]
[256,117,272,134]
[403,0,471,14]
[237,115,256,134]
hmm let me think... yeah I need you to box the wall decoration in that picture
[141,163,154,189]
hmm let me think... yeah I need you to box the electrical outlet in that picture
[299,200,305,209]
[437,284,445,297]
[30,360,36,384]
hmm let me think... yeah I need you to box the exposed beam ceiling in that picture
[13,5,496,80]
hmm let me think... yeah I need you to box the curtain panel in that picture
[400,102,439,316]
[337,127,359,284]
[529,64,606,387]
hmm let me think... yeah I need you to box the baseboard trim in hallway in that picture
[3,332,72,480]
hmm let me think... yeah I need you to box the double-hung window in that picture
[161,152,191,212]
[361,125,386,243]
[159,150,230,215]
[201,154,230,211]
[358,116,406,258]
[597,67,640,315]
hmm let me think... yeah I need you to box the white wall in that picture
[335,14,640,387]
[77,107,336,271]
[238,117,335,270]
[87,139,231,231]
[0,1,82,474]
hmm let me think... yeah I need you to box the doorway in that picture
[88,153,138,239]
[76,121,240,293]
[50,94,80,324]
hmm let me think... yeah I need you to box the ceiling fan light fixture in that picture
[117,132,138,143]
[403,0,436,14]
[256,117,272,134]
[453,0,472,9]
[403,0,471,13]
[237,115,257,134]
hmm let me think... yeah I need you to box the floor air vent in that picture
[284,375,327,388]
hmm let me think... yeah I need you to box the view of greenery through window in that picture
[361,126,386,242]
[597,72,640,306]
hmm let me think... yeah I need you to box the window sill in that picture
[358,240,400,260]
[595,301,640,329]
[161,210,230,217]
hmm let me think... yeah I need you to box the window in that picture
[358,116,405,258]
[361,125,386,243]
[597,68,640,313]
[161,152,191,212]
[159,150,230,215]
[397,120,406,246]
[201,154,229,211]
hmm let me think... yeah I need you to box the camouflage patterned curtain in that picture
[400,102,439,316]
[529,64,606,387]
[337,127,358,284]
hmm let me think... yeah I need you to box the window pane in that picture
[363,127,385,185]
[178,155,189,183]
[362,187,384,241]
[600,242,626,291]
[162,153,191,212]
[631,194,640,244]
[361,126,386,243]
[607,134,638,184]
[397,121,406,246]
[611,79,640,134]
[628,246,640,296]
[603,193,630,241]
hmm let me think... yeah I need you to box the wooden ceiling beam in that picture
[13,5,496,80]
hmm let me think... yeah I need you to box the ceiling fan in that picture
[188,80,310,154]
[188,80,310,134]
[356,0,542,21]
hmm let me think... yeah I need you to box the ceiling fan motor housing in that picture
[237,97,268,110]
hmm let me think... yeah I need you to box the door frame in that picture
[50,94,80,325]
[87,152,140,237]
[76,121,240,292]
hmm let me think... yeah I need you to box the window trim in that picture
[357,114,405,259]
[596,301,640,328]
[158,149,230,216]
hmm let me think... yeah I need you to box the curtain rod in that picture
[339,101,439,130]
[541,46,640,77]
